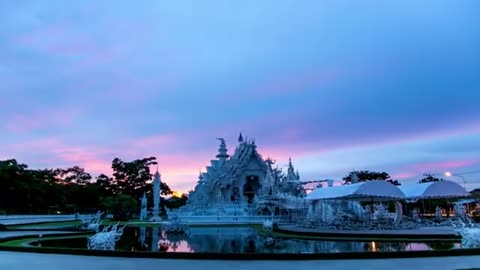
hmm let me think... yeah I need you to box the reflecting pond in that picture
[36,226,461,254]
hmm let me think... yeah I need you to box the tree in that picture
[57,166,92,184]
[100,194,138,221]
[95,174,116,197]
[0,156,179,216]
[343,170,401,185]
[418,174,444,183]
[0,159,48,213]
[164,193,188,210]
[112,157,157,199]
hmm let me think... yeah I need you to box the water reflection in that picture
[114,227,461,253]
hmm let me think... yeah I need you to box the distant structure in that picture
[176,134,307,219]
[139,192,148,220]
[150,169,162,222]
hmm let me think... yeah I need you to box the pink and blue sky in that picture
[1,1,479,192]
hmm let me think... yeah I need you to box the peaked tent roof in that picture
[399,180,470,199]
[306,180,405,201]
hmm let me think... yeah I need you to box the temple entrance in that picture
[243,175,261,204]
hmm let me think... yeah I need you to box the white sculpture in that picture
[372,203,388,221]
[363,205,372,221]
[412,208,420,222]
[454,203,467,218]
[87,223,126,250]
[80,211,102,232]
[164,214,189,234]
[451,218,480,248]
[263,220,273,232]
[435,206,443,220]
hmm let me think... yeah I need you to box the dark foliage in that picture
[0,158,185,215]
[343,170,401,185]
[418,174,444,183]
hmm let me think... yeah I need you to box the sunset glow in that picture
[1,1,479,193]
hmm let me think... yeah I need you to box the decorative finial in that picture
[216,138,229,160]
[238,132,244,142]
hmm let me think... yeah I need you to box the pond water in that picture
[36,226,461,254]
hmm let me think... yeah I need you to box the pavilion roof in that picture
[306,180,405,201]
[399,180,470,199]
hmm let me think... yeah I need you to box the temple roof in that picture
[197,138,268,189]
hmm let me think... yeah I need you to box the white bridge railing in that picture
[174,215,285,225]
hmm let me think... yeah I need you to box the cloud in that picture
[1,1,480,192]
[4,108,81,133]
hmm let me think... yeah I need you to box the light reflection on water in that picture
[35,226,461,253]
[117,227,461,253]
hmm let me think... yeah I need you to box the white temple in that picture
[174,134,307,221]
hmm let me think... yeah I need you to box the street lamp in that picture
[444,171,467,189]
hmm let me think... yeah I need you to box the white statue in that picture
[87,223,126,250]
[454,203,466,218]
[80,211,102,232]
[435,206,443,220]
[452,218,480,248]
[372,203,388,221]
[263,220,273,232]
[363,205,372,221]
[412,208,420,222]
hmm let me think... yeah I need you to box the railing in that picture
[174,215,286,225]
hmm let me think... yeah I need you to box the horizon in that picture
[1,1,480,193]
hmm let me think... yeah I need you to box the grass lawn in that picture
[6,219,263,230]
[7,220,82,229]
[270,230,460,242]
[0,234,92,248]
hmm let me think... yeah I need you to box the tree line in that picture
[342,171,445,185]
[0,157,187,219]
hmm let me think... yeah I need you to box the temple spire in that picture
[216,138,229,161]
[286,157,298,182]
[238,132,244,143]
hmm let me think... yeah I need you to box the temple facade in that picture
[180,134,307,217]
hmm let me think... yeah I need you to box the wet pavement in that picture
[0,251,479,270]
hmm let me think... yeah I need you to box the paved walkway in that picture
[0,231,79,240]
[278,224,458,237]
[0,251,479,270]
[0,215,75,225]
